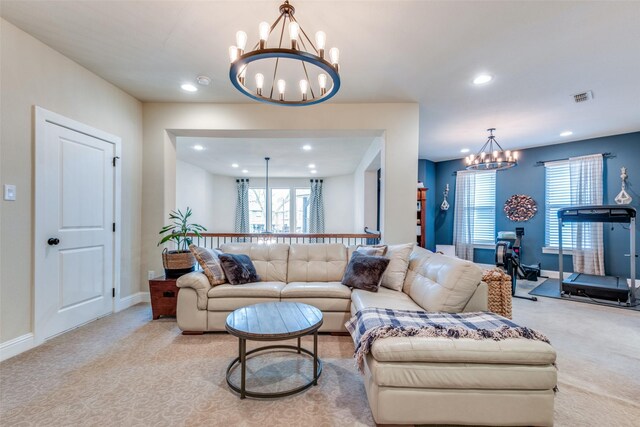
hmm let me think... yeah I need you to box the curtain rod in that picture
[235,178,249,182]
[534,152,614,167]
[310,179,324,183]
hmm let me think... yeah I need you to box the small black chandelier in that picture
[465,128,518,171]
[228,0,340,106]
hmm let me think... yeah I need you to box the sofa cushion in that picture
[287,244,348,282]
[220,243,289,282]
[207,297,281,312]
[207,281,285,298]
[342,252,390,292]
[189,245,226,286]
[370,336,557,365]
[403,247,483,312]
[364,356,558,390]
[281,282,351,299]
[218,253,260,285]
[380,243,414,291]
[280,297,351,312]
[351,287,423,313]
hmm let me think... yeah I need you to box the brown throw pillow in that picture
[189,244,226,286]
[218,253,261,285]
[342,252,390,293]
[356,244,388,257]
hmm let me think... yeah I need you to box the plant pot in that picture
[162,249,196,278]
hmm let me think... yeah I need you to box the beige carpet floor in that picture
[1,292,639,426]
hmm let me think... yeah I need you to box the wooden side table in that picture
[149,276,179,319]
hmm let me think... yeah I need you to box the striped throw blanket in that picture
[345,308,550,372]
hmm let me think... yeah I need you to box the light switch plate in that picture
[3,184,16,201]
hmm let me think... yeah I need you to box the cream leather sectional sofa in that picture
[176,243,556,426]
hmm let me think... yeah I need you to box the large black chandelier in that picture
[465,128,518,171]
[228,0,340,106]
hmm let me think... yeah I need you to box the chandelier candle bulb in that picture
[329,47,340,71]
[277,79,286,101]
[318,73,327,95]
[259,21,270,48]
[289,22,300,49]
[229,46,238,63]
[315,31,326,58]
[299,79,309,101]
[236,31,247,54]
[255,73,264,96]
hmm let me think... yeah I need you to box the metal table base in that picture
[226,332,322,399]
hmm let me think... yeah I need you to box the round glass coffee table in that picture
[225,301,323,399]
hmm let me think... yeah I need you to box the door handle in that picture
[47,238,60,246]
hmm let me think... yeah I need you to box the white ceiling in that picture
[2,1,640,161]
[175,131,377,177]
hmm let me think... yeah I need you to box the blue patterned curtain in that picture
[235,179,250,233]
[309,179,325,234]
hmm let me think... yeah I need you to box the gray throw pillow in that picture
[356,244,388,257]
[342,252,390,293]
[218,253,261,285]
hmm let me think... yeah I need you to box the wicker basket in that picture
[482,268,513,319]
[162,248,196,278]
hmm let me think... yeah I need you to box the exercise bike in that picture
[495,228,538,302]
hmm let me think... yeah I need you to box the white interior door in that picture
[36,117,115,340]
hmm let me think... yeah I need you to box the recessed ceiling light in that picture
[460,148,470,153]
[308,163,316,168]
[310,170,317,174]
[196,75,211,86]
[231,163,239,168]
[181,83,198,92]
[302,145,312,151]
[193,145,204,151]
[560,131,573,137]
[473,74,493,85]
[242,169,249,173]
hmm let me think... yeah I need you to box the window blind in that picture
[468,171,496,245]
[544,161,575,248]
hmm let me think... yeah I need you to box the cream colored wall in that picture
[354,138,383,231]
[323,174,356,233]
[0,19,144,343]
[175,169,356,233]
[142,103,419,284]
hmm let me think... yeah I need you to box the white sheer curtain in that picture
[570,154,604,275]
[453,170,476,260]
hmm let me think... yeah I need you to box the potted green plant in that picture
[157,207,206,278]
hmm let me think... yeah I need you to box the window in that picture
[468,172,496,245]
[545,161,575,249]
[248,188,266,233]
[271,188,291,233]
[295,188,311,233]
[248,186,310,233]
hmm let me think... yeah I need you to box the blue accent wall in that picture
[418,159,437,251]
[432,132,640,277]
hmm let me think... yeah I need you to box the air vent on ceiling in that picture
[573,90,593,103]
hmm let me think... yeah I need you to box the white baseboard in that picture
[0,333,34,362]
[115,291,150,312]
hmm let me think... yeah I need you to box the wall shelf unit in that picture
[417,188,427,248]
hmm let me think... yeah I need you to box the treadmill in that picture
[558,205,637,305]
